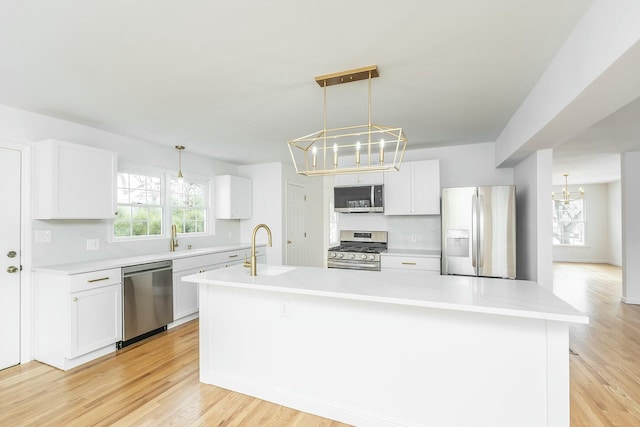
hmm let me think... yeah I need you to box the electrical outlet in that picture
[411,233,417,242]
[86,238,99,250]
[35,230,51,243]
[280,301,289,317]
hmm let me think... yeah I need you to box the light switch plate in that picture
[86,238,99,250]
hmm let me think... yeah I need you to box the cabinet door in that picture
[69,284,122,358]
[383,166,412,215]
[34,140,117,219]
[216,175,252,219]
[334,172,384,186]
[173,268,201,320]
[411,160,440,215]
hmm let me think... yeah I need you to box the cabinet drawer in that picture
[70,268,121,292]
[381,256,440,272]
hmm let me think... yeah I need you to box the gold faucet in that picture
[250,223,272,276]
[170,224,179,252]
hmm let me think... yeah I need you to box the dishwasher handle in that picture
[123,260,173,277]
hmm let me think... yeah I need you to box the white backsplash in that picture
[335,213,441,250]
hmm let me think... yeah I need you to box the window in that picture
[169,179,208,234]
[552,198,585,245]
[114,173,163,238]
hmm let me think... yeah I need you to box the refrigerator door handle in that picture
[478,194,485,268]
[471,194,477,269]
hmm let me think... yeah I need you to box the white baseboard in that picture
[168,312,199,329]
[621,296,640,305]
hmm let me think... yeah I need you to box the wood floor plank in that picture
[1,263,638,426]
[0,320,350,426]
[554,262,640,426]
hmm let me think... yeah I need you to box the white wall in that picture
[0,104,242,266]
[514,150,553,289]
[552,183,611,264]
[239,163,284,265]
[404,142,514,188]
[621,151,640,304]
[608,180,622,266]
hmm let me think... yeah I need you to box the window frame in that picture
[113,172,165,241]
[552,197,586,247]
[166,175,213,237]
[111,170,214,242]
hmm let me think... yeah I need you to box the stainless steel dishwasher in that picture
[118,260,173,348]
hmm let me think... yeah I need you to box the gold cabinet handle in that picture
[88,277,110,283]
[401,262,417,266]
[228,254,239,258]
[72,297,78,302]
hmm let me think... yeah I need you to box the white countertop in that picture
[184,264,588,324]
[33,244,260,275]
[383,249,441,257]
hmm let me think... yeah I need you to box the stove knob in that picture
[369,254,375,260]
[361,254,367,259]
[338,253,344,259]
[331,252,337,258]
[350,254,356,260]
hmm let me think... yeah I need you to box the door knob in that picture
[287,240,292,244]
[7,266,19,274]
[7,251,17,258]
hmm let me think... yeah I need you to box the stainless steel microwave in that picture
[334,185,383,213]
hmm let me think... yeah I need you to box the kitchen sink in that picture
[259,266,296,276]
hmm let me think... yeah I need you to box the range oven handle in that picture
[327,260,380,271]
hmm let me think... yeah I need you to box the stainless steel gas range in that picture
[327,230,388,271]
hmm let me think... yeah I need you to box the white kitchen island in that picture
[184,265,587,427]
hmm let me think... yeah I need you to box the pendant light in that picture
[288,65,407,176]
[175,145,185,182]
[552,173,584,204]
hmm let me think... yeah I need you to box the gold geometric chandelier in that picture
[288,65,407,176]
[552,173,584,204]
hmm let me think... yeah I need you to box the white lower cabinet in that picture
[35,268,122,371]
[69,284,122,358]
[381,254,441,274]
[172,246,267,323]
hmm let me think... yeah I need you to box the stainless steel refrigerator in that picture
[441,186,516,279]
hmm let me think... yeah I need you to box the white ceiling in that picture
[3,0,627,180]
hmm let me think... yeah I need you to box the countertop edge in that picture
[185,271,589,325]
[33,243,266,275]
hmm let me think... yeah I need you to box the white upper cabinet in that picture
[384,159,440,215]
[33,139,117,219]
[334,172,384,186]
[215,175,252,219]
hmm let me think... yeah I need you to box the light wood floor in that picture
[1,263,639,426]
[0,321,348,426]
[554,262,640,426]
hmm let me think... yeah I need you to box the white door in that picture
[285,183,306,266]
[0,147,21,370]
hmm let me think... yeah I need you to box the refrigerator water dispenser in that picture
[446,229,469,257]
